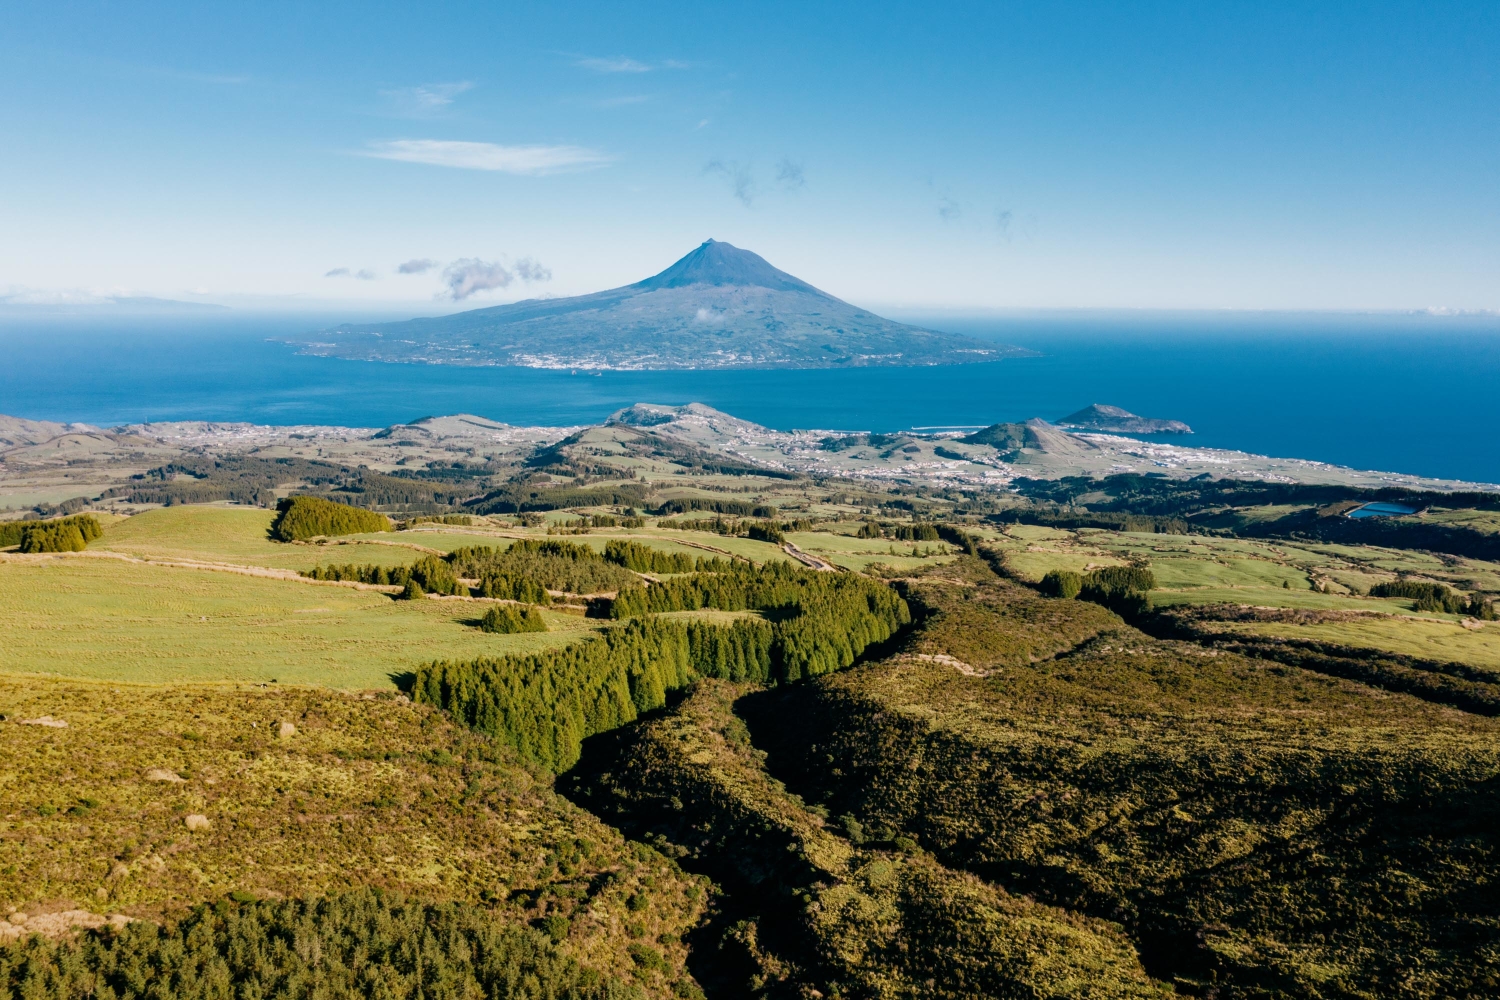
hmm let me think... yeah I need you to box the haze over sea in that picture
[3,311,1497,485]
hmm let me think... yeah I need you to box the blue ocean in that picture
[2,310,1497,485]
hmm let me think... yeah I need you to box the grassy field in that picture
[0,555,601,688]
[94,506,424,572]
[0,677,707,991]
[1149,586,1419,613]
[995,523,1500,604]
[784,527,958,573]
[1213,615,1500,674]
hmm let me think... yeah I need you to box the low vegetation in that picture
[0,678,706,992]
[747,573,1500,998]
[565,680,1158,999]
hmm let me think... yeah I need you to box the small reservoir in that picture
[1348,502,1420,519]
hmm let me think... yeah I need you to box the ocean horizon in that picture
[3,309,1497,485]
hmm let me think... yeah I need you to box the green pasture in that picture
[0,555,599,688]
[784,530,956,572]
[1215,616,1500,675]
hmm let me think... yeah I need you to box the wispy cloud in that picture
[705,157,806,206]
[513,257,552,282]
[363,140,609,174]
[325,267,377,280]
[938,197,962,221]
[994,209,1013,240]
[705,159,757,206]
[443,256,552,301]
[380,81,473,117]
[397,258,438,274]
[575,55,653,73]
[572,54,693,74]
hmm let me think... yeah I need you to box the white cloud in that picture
[363,139,609,174]
[381,81,473,116]
[325,267,377,280]
[443,256,551,300]
[397,258,438,274]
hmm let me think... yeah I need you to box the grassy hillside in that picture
[747,574,1500,998]
[0,555,600,687]
[0,678,706,994]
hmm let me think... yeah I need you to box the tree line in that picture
[0,888,625,999]
[415,564,908,771]
[302,554,462,595]
[0,514,103,552]
[652,498,777,518]
[1371,579,1496,617]
[1040,564,1157,616]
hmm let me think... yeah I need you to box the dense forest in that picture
[0,889,630,999]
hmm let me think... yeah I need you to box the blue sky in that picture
[2,1,1496,312]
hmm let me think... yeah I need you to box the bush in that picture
[400,579,425,600]
[1,514,103,552]
[1039,569,1083,599]
[480,604,548,634]
[1470,596,1498,621]
[270,495,392,541]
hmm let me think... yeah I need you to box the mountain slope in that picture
[297,240,1029,370]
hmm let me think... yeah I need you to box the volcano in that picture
[300,240,1029,369]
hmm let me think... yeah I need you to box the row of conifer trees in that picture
[414,563,908,771]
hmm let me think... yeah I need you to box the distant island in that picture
[1057,403,1193,434]
[294,240,1033,370]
